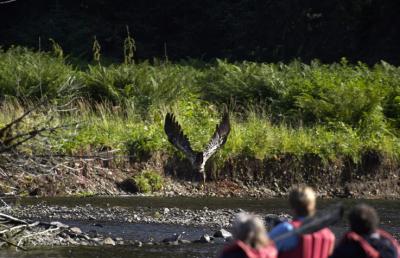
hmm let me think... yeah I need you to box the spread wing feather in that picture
[164,113,197,164]
[202,112,230,164]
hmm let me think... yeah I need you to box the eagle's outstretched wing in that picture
[202,112,230,164]
[164,113,197,164]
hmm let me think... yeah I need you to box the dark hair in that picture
[348,204,379,235]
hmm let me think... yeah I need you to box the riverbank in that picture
[0,196,399,251]
[0,152,399,199]
[1,48,400,200]
[0,202,285,249]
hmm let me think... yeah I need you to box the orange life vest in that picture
[221,240,278,258]
[278,220,335,258]
[342,229,400,258]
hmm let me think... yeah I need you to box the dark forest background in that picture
[0,0,399,64]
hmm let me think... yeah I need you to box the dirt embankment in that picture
[0,150,399,198]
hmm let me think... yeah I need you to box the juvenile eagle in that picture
[164,112,230,184]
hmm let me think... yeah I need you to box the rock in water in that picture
[103,237,116,246]
[162,234,182,243]
[213,229,232,239]
[50,221,69,228]
[133,240,142,247]
[69,227,82,235]
[199,234,212,243]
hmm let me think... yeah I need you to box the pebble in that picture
[10,204,255,228]
[163,208,170,214]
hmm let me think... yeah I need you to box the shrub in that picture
[80,62,198,110]
[133,170,164,193]
[2,47,400,165]
[143,170,164,192]
[0,46,78,100]
[133,174,152,193]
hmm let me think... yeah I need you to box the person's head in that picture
[289,186,316,217]
[232,212,270,249]
[348,204,379,235]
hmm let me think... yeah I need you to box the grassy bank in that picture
[1,98,399,166]
[1,47,400,167]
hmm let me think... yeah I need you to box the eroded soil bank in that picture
[0,151,399,198]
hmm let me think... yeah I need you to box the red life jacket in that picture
[221,240,278,258]
[342,229,400,258]
[278,220,335,258]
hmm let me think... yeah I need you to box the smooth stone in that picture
[134,241,143,247]
[66,237,78,245]
[199,234,212,243]
[163,208,170,214]
[103,237,116,246]
[69,227,82,235]
[213,229,232,239]
[162,234,182,243]
[165,241,179,245]
[50,221,69,228]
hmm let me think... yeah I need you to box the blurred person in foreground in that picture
[268,186,335,258]
[330,204,399,258]
[219,213,277,258]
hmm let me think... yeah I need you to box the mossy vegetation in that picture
[133,170,164,193]
[1,47,400,168]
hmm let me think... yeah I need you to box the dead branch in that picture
[0,123,76,153]
[0,222,39,234]
[17,226,60,247]
[0,213,28,225]
[0,236,27,251]
[0,100,45,140]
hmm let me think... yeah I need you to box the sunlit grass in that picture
[2,100,399,165]
[1,47,400,164]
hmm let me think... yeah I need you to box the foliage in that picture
[1,48,400,164]
[0,47,77,100]
[133,174,152,193]
[133,170,164,193]
[76,191,95,197]
[80,61,197,110]
[142,170,164,192]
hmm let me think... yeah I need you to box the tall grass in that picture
[1,47,400,163]
[81,63,198,110]
[2,99,397,164]
[0,47,77,100]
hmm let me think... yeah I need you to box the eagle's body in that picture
[164,112,230,184]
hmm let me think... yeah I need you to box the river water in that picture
[0,197,399,258]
